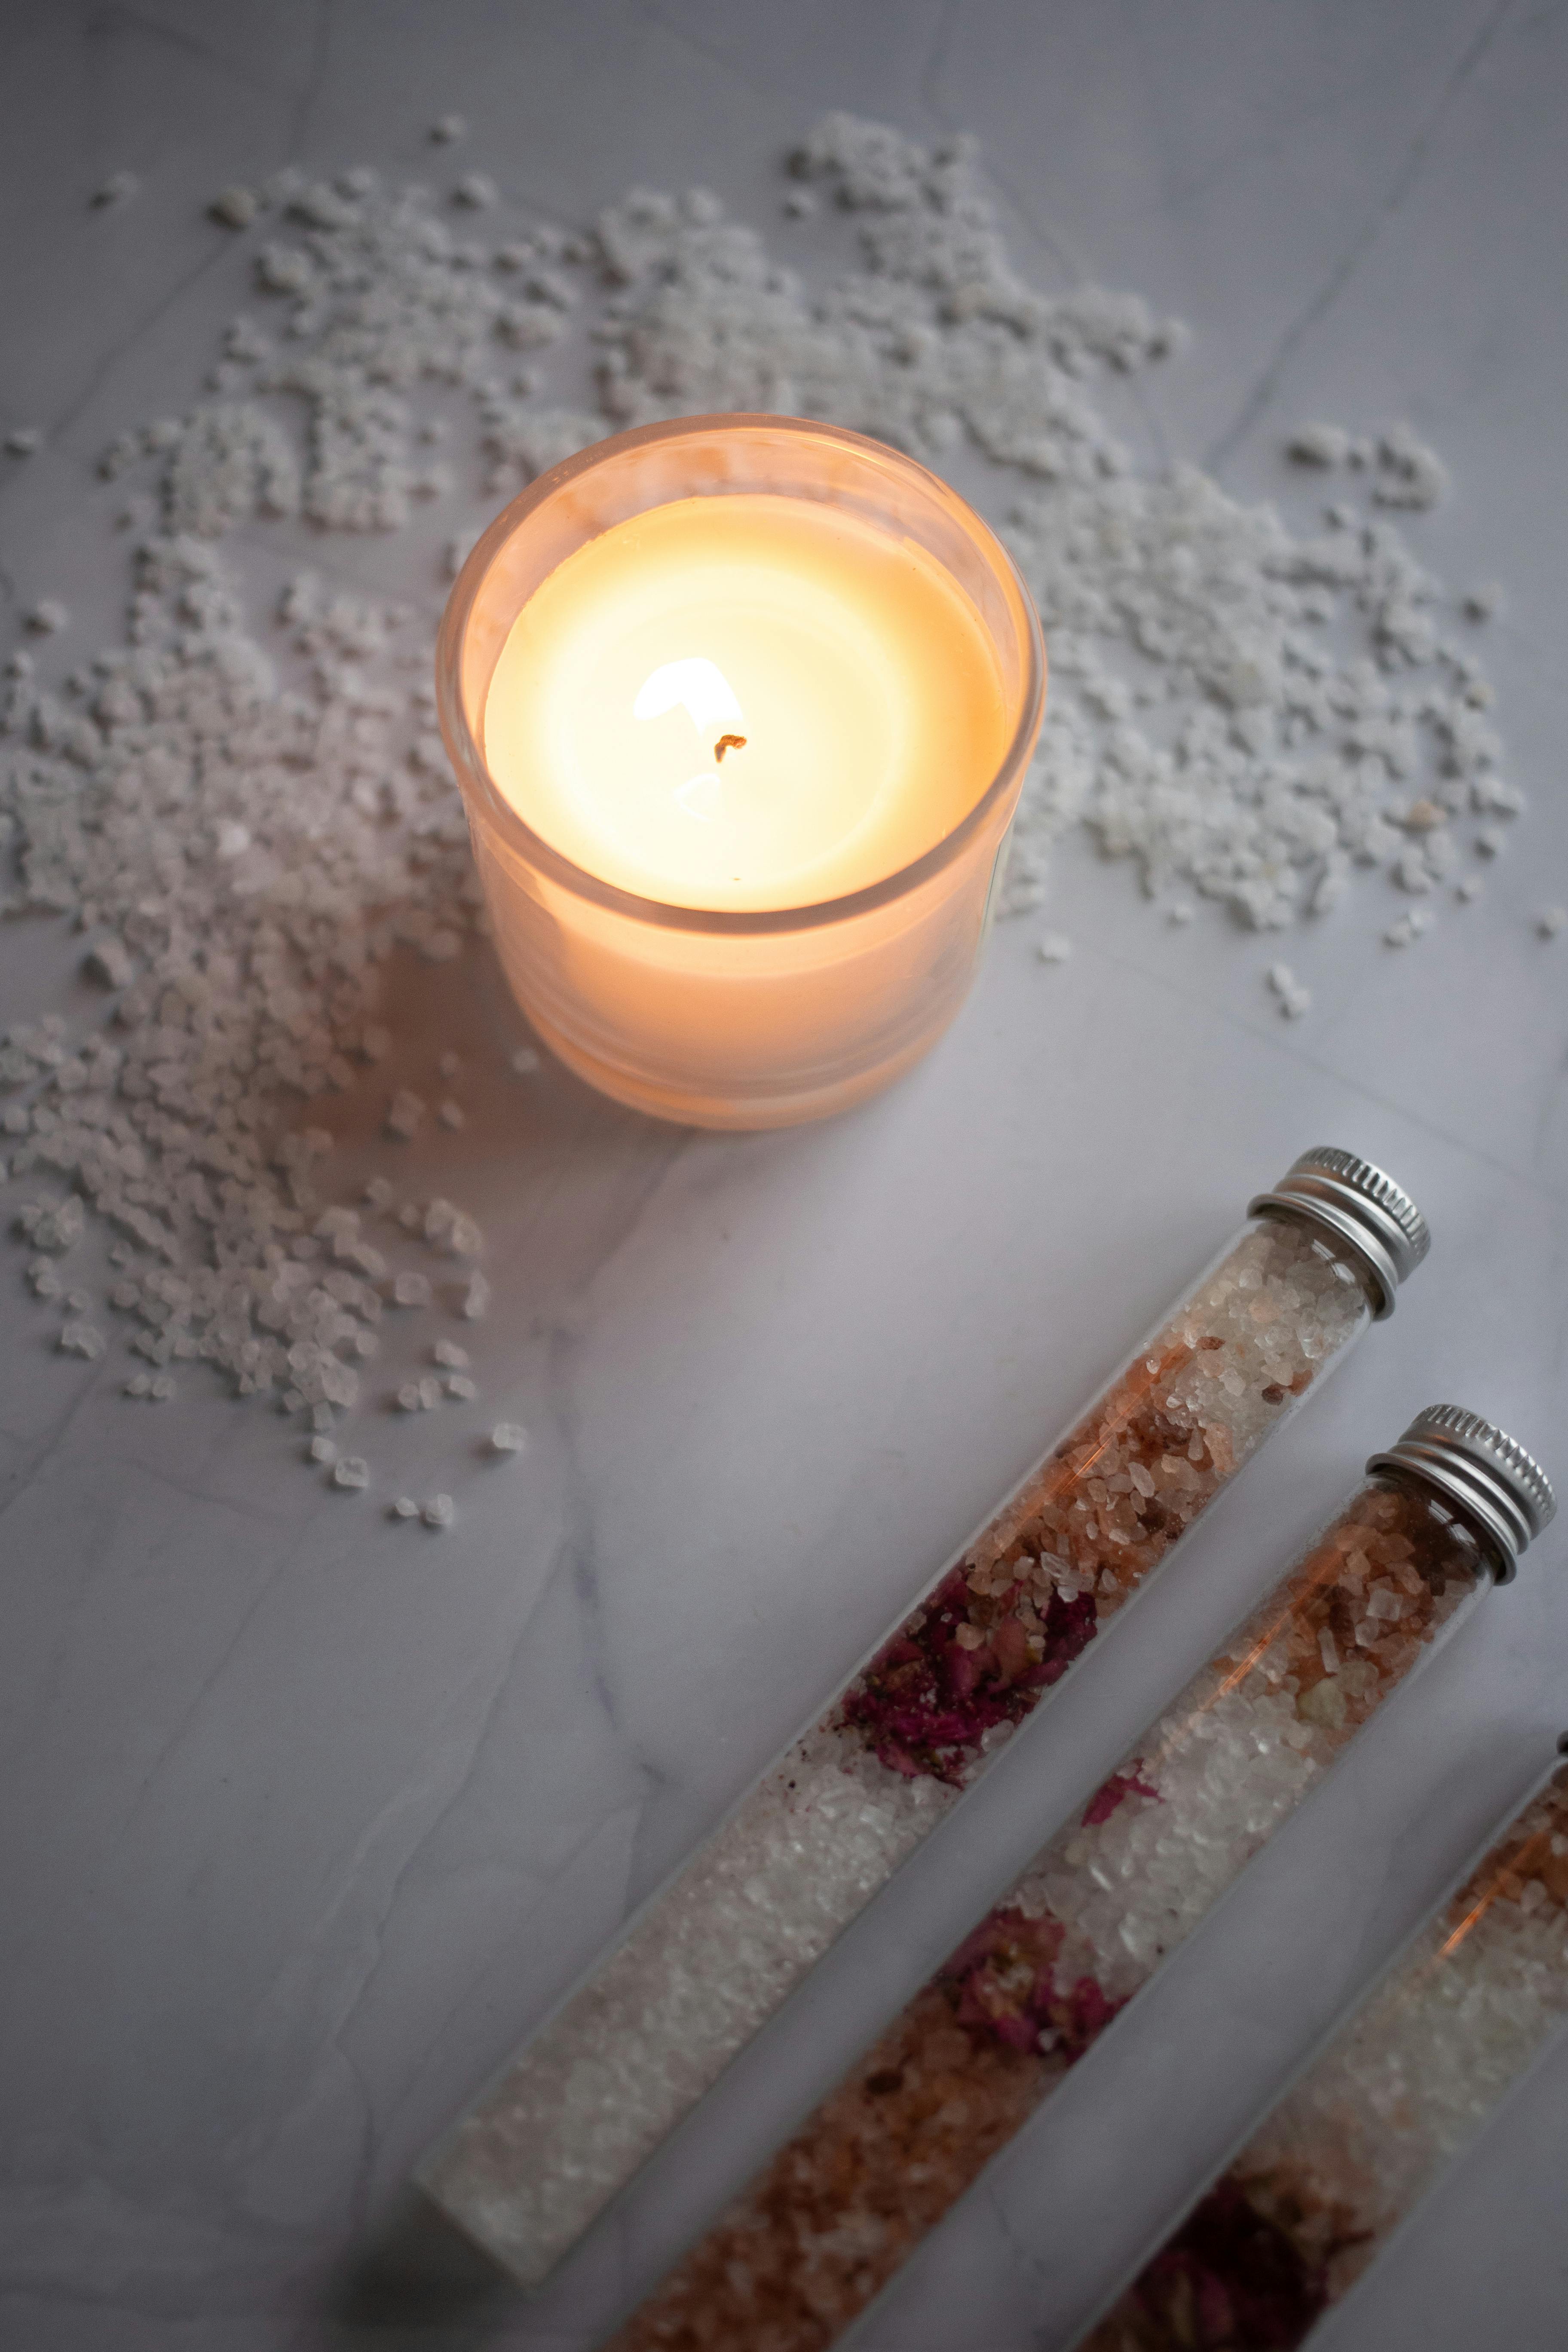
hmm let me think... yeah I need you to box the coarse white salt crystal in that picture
[364,1177,395,1211]
[431,113,467,142]
[491,1422,527,1454]
[1536,906,1567,939]
[211,186,259,229]
[1286,423,1351,468]
[27,599,69,634]
[454,173,497,209]
[393,1271,432,1308]
[438,1099,465,1130]
[438,1050,462,1079]
[386,1090,425,1139]
[462,1272,491,1320]
[1476,828,1505,858]
[511,1046,541,1076]
[445,1372,478,1400]
[83,937,134,988]
[1036,932,1073,965]
[392,1495,420,1519]
[59,1320,107,1359]
[396,1381,423,1412]
[149,1373,176,1401]
[433,1339,469,1368]
[334,1455,370,1489]
[5,427,41,456]
[423,1492,455,1528]
[309,1433,337,1463]
[125,1372,151,1398]
[1167,903,1194,925]
[1455,877,1484,903]
[92,170,139,207]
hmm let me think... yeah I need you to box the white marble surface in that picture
[1,4,1566,2348]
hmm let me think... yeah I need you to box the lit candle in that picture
[482,493,1013,913]
[439,417,1044,1128]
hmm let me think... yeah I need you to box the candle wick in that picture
[713,733,747,764]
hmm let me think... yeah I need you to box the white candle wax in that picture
[481,493,1012,913]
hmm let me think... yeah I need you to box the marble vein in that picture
[1206,0,1518,472]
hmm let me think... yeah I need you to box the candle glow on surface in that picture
[481,493,1012,913]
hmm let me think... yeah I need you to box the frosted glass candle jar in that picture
[436,415,1045,1129]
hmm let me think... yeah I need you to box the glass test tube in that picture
[422,1149,1428,2285]
[1082,1749,1568,2352]
[606,1406,1551,2352]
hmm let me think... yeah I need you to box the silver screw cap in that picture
[1368,1405,1556,1581]
[1248,1146,1429,1319]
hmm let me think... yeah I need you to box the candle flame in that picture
[633,657,744,737]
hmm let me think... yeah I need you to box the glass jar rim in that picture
[435,412,1047,938]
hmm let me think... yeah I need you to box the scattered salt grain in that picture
[1373,423,1449,511]
[309,1433,338,1463]
[1463,583,1504,624]
[423,1493,455,1528]
[334,1455,370,1489]
[392,1495,420,1519]
[149,1373,176,1401]
[5,428,41,456]
[1475,828,1505,858]
[92,171,139,208]
[1537,906,1567,939]
[1455,877,1484,904]
[454,173,498,210]
[461,1273,491,1320]
[1286,424,1351,469]
[26,599,69,634]
[490,1422,527,1455]
[438,1049,462,1079]
[386,1090,426,1140]
[59,1320,107,1359]
[1384,910,1435,948]
[392,1272,433,1309]
[1265,963,1313,1020]
[434,1340,469,1368]
[1035,932,1073,965]
[511,1046,541,1075]
[211,186,260,229]
[438,1099,465,1130]
[431,113,467,142]
[445,1372,478,1400]
[83,937,135,988]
